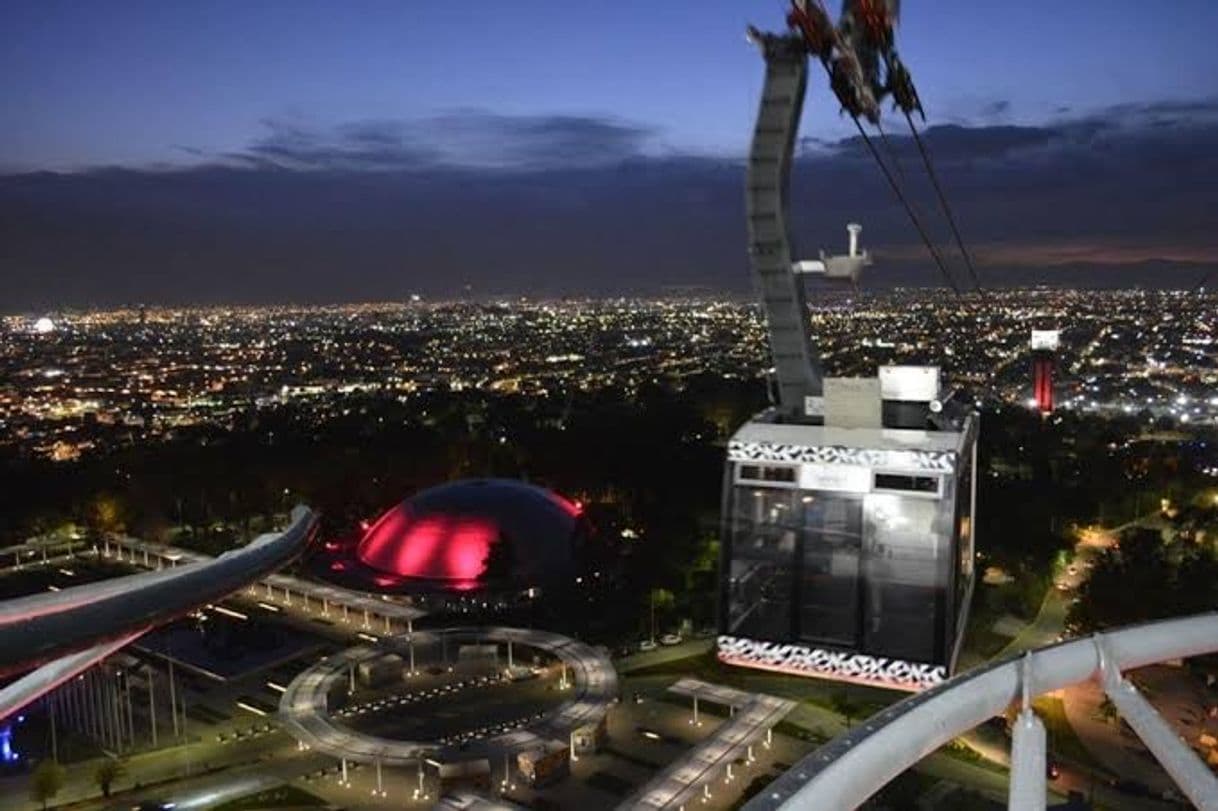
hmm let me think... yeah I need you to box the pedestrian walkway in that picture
[618,678,795,810]
[106,534,427,632]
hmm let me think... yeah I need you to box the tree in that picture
[648,588,675,641]
[86,493,126,538]
[1069,521,1218,634]
[132,510,171,546]
[30,759,65,810]
[830,690,865,729]
[94,757,126,798]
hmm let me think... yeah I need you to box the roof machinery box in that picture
[879,366,941,403]
[823,377,881,428]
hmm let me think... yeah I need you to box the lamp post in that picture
[372,759,386,798]
[414,757,442,802]
[500,750,515,793]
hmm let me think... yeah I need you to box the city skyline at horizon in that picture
[5,270,1218,318]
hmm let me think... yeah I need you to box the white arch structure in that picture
[743,612,1218,811]
[0,506,318,721]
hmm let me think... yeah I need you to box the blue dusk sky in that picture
[3,1,1218,306]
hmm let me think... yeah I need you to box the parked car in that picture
[659,633,682,646]
[638,639,658,652]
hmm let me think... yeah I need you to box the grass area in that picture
[1033,695,1105,773]
[630,650,1059,783]
[942,739,1009,776]
[727,774,781,810]
[209,785,326,811]
[585,770,635,797]
[774,719,826,745]
[652,692,822,745]
[628,651,892,717]
[656,690,730,718]
[867,770,1006,810]
[623,651,722,679]
[963,607,1019,661]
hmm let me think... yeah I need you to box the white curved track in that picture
[0,506,318,720]
[743,612,1218,811]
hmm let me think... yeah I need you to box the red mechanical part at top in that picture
[853,0,895,49]
[787,1,836,59]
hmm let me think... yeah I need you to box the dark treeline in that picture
[3,382,1213,642]
[0,374,766,640]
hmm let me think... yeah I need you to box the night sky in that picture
[3,1,1218,308]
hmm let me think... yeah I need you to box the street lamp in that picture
[414,757,442,801]
[500,750,517,793]
[371,759,386,798]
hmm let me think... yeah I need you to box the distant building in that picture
[1031,329,1060,415]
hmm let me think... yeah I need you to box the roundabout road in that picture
[278,625,618,766]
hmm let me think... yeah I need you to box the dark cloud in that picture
[216,111,656,172]
[227,117,436,171]
[978,99,1011,122]
[171,144,208,158]
[1,102,1216,309]
[425,110,657,169]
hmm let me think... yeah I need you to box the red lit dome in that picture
[355,479,582,588]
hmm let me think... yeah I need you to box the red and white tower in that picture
[1030,329,1059,415]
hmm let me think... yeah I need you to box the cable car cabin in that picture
[717,367,977,692]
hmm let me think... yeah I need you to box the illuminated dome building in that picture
[320,479,586,599]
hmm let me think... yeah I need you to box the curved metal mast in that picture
[745,31,821,422]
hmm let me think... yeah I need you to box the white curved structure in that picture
[0,506,318,720]
[106,534,427,632]
[743,612,1218,810]
[279,625,617,767]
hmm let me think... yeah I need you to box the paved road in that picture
[964,513,1195,809]
[993,588,1069,662]
[615,639,713,674]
